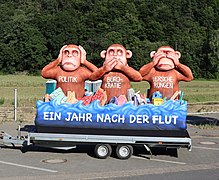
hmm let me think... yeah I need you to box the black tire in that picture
[94,144,112,159]
[116,145,133,160]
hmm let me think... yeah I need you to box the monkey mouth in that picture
[63,62,75,66]
[157,64,174,70]
[158,64,171,67]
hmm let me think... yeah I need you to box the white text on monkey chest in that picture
[105,76,122,88]
[58,76,78,83]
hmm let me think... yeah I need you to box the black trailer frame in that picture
[1,129,192,160]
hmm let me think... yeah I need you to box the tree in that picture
[0,0,218,79]
[205,29,219,79]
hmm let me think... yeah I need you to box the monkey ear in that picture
[126,50,132,59]
[175,51,181,59]
[100,50,107,59]
[150,51,156,58]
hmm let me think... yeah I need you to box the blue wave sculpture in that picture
[35,99,187,131]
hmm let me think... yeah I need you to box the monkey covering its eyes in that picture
[139,46,193,100]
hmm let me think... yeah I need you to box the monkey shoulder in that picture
[78,66,93,77]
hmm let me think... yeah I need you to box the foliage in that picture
[0,0,218,78]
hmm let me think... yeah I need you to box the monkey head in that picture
[60,44,82,71]
[150,46,181,71]
[100,44,132,69]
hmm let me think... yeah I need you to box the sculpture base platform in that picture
[35,126,187,137]
[35,99,188,137]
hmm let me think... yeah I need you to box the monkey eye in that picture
[109,50,114,55]
[163,50,172,54]
[72,50,79,57]
[64,50,69,55]
[117,50,123,56]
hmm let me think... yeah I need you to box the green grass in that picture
[0,75,46,106]
[196,124,217,129]
[0,97,4,105]
[0,75,219,106]
[131,80,219,104]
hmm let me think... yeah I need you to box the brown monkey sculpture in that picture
[90,44,142,103]
[139,46,193,100]
[41,44,98,99]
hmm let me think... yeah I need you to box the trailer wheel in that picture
[116,145,133,160]
[94,144,112,159]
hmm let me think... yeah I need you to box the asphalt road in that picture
[0,113,219,180]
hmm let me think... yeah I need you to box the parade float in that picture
[35,44,193,138]
[2,44,193,159]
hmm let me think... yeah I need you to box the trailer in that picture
[1,126,191,160]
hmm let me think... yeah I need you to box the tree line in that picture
[0,0,218,79]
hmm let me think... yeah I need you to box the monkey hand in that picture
[152,52,165,66]
[167,52,180,66]
[103,58,117,72]
[152,56,160,66]
[114,59,125,70]
[79,45,86,64]
[58,45,67,63]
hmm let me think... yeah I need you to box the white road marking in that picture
[133,156,186,164]
[0,160,57,173]
[150,158,187,165]
[193,146,219,151]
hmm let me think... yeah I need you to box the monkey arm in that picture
[139,62,154,77]
[89,67,108,81]
[89,60,115,80]
[118,65,142,81]
[82,60,98,72]
[41,59,59,78]
[176,63,194,81]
